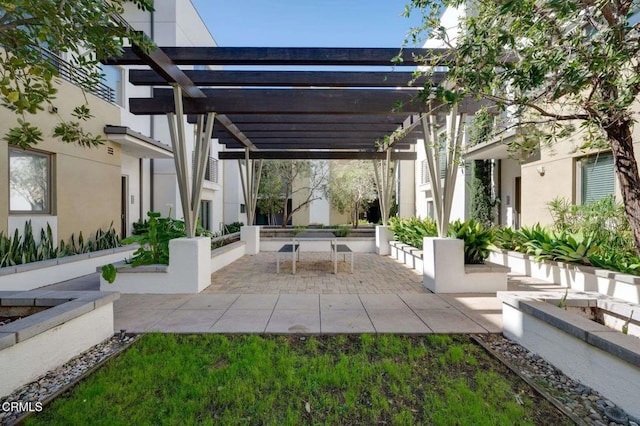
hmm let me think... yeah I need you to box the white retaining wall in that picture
[0,247,137,291]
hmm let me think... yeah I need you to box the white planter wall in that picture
[500,294,640,418]
[0,247,137,291]
[101,237,212,294]
[100,239,247,294]
[241,225,260,255]
[375,226,393,255]
[0,298,115,398]
[490,250,640,303]
[423,238,509,293]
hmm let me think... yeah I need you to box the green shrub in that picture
[548,196,635,257]
[333,225,351,237]
[0,221,120,268]
[122,212,183,266]
[493,227,527,252]
[447,219,494,264]
[389,217,437,249]
[223,222,244,234]
[496,222,640,275]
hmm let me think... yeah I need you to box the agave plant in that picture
[447,219,494,264]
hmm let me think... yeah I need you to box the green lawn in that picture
[27,334,569,425]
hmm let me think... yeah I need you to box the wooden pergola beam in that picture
[132,89,484,115]
[218,151,417,160]
[212,123,402,132]
[109,47,452,66]
[212,130,422,139]
[211,114,410,125]
[130,70,442,87]
[220,141,413,149]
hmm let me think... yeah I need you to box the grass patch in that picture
[27,334,569,425]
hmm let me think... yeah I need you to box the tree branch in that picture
[0,18,41,34]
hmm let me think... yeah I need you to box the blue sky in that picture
[191,0,425,48]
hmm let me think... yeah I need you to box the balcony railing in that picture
[40,48,116,104]
[192,152,219,183]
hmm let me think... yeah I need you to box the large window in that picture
[101,65,123,106]
[581,153,615,204]
[9,148,51,213]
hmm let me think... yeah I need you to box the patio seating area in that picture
[44,252,565,335]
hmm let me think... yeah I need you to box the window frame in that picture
[8,147,53,215]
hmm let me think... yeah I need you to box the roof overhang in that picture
[464,129,518,160]
[104,125,173,159]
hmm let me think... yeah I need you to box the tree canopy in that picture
[258,160,328,227]
[406,0,640,253]
[0,0,153,148]
[327,161,377,227]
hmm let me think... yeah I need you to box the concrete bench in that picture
[332,244,354,274]
[276,243,300,274]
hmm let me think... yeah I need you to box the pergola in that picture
[108,46,483,236]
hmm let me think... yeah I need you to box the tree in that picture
[0,0,153,149]
[406,0,640,254]
[258,160,328,227]
[256,162,284,225]
[327,161,377,227]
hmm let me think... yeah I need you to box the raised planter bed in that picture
[499,290,640,418]
[390,241,424,273]
[0,290,119,398]
[0,246,137,291]
[490,249,640,304]
[390,239,509,293]
[99,238,246,294]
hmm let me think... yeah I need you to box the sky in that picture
[191,0,425,48]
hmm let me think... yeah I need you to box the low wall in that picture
[499,291,640,418]
[100,239,246,294]
[390,239,509,293]
[0,291,118,397]
[0,246,137,291]
[490,249,640,304]
[390,241,424,273]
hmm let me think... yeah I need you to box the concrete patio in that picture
[44,252,564,335]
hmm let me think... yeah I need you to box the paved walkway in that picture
[44,252,563,335]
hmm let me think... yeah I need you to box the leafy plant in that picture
[223,222,244,234]
[493,227,527,252]
[101,264,117,284]
[333,226,351,238]
[122,212,185,266]
[447,219,494,264]
[389,216,437,249]
[293,226,308,236]
[557,289,569,310]
[622,310,634,335]
[0,221,120,268]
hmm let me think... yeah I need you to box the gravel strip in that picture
[0,333,137,426]
[476,334,639,426]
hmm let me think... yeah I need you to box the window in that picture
[420,160,429,184]
[9,148,51,213]
[240,204,246,214]
[199,200,211,230]
[101,65,123,106]
[581,153,615,204]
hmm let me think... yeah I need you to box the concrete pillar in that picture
[375,225,394,255]
[241,225,260,255]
